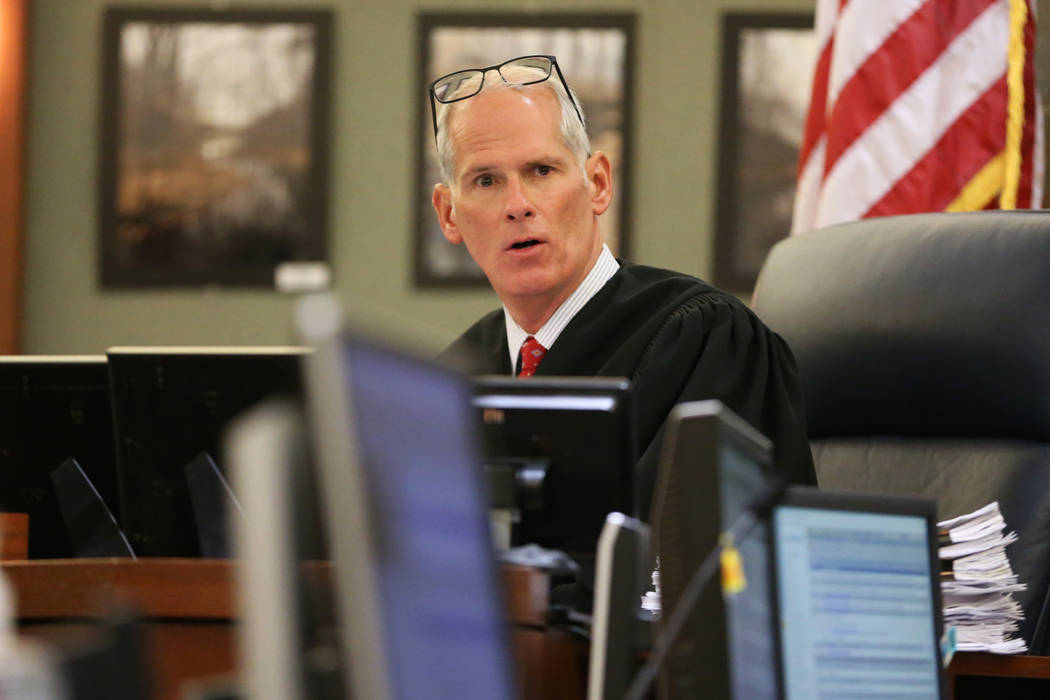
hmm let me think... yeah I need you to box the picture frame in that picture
[413,12,636,288]
[98,8,332,288]
[714,13,816,293]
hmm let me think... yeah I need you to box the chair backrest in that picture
[751,211,1050,654]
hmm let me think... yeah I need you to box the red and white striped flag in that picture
[792,0,1043,235]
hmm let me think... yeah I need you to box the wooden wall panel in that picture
[0,0,27,354]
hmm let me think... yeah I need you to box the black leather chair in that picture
[751,210,1050,655]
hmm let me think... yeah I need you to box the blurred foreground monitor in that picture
[297,296,518,700]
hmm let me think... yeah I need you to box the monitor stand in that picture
[51,458,135,558]
[185,452,245,558]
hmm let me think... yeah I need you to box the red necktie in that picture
[518,336,547,377]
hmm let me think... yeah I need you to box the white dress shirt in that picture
[504,244,620,371]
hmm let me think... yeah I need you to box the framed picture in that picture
[414,12,636,287]
[98,8,332,288]
[714,13,816,293]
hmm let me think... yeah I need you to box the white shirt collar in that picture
[504,244,620,371]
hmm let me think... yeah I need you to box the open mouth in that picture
[509,239,541,250]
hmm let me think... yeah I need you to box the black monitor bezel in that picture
[470,375,636,560]
[0,356,117,558]
[650,399,782,699]
[107,347,307,556]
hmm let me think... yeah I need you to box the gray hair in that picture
[435,78,590,186]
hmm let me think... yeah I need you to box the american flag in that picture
[792,0,1043,234]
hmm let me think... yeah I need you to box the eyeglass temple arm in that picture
[429,89,439,140]
[551,61,584,126]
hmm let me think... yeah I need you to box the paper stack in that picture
[641,560,661,615]
[938,501,1028,654]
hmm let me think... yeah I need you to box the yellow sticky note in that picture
[720,534,747,595]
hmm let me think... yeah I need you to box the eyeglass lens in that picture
[497,56,553,84]
[432,71,484,103]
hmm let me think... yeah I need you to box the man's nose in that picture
[504,178,534,221]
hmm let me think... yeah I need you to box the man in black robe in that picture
[429,56,814,516]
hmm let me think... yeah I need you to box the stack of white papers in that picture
[641,560,661,614]
[939,502,1028,654]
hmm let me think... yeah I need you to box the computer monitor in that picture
[0,356,118,558]
[774,488,946,700]
[471,376,635,568]
[649,400,780,700]
[107,347,307,556]
[299,297,517,700]
[227,399,341,700]
[588,512,651,700]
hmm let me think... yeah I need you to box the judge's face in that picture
[431,86,612,314]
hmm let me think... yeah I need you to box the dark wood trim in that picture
[6,558,237,620]
[949,651,1050,679]
[4,558,561,633]
[501,563,551,627]
[6,559,585,700]
[949,651,1050,697]
[0,0,27,353]
[713,11,814,293]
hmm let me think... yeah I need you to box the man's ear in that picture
[587,151,613,216]
[432,183,461,244]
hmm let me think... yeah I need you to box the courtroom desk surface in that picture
[6,557,235,619]
[3,558,588,700]
[6,558,554,623]
[949,651,1050,699]
[10,559,1049,699]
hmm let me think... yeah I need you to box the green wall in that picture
[22,0,814,354]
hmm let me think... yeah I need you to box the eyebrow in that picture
[462,164,497,179]
[462,155,570,178]
[525,156,569,169]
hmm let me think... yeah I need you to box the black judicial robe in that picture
[441,261,816,519]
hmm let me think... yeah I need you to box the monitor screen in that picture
[332,337,517,700]
[108,347,306,556]
[471,376,635,563]
[0,357,117,558]
[720,433,779,700]
[774,489,944,700]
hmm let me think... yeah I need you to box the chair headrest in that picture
[752,211,1050,440]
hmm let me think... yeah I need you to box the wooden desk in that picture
[4,558,588,700]
[13,559,1050,699]
[948,651,1050,699]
